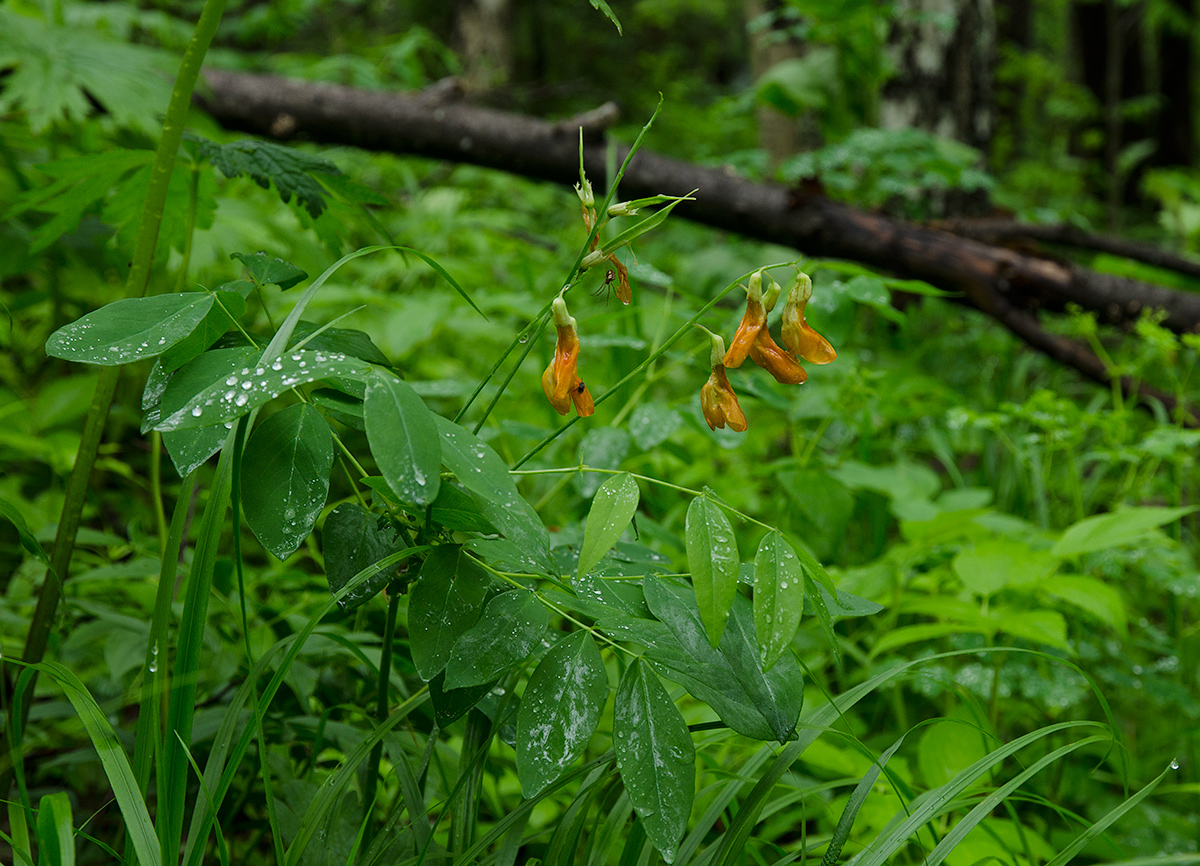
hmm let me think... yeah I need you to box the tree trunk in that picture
[880,0,996,150]
[1155,0,1195,166]
[747,0,820,169]
[454,0,513,92]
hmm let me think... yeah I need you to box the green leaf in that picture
[576,428,631,497]
[158,291,247,373]
[628,404,683,451]
[155,347,258,477]
[0,496,49,564]
[322,503,403,610]
[428,482,499,533]
[46,293,217,366]
[444,591,549,690]
[155,348,372,431]
[642,578,803,742]
[753,531,805,669]
[428,672,497,728]
[409,545,491,681]
[364,370,441,507]
[240,404,333,560]
[35,792,74,866]
[190,134,340,218]
[434,415,552,572]
[685,496,739,646]
[614,660,693,863]
[516,631,608,797]
[291,320,390,365]
[578,473,640,579]
[231,251,307,289]
[600,197,690,252]
[1051,506,1198,557]
[309,388,364,431]
[589,0,622,33]
[953,538,1057,596]
[917,708,992,788]
[992,607,1070,650]
[1042,575,1127,634]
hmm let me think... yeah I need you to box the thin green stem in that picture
[362,589,402,841]
[150,431,169,553]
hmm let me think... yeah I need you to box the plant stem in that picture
[362,588,401,840]
[0,0,229,797]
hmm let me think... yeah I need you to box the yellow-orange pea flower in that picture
[701,331,748,432]
[723,270,767,368]
[781,272,837,364]
[542,294,595,417]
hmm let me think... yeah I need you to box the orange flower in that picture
[749,329,808,384]
[723,270,767,368]
[700,332,747,432]
[781,272,836,365]
[542,294,595,417]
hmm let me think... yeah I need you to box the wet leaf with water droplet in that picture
[46,292,219,365]
[614,659,693,862]
[515,631,607,797]
[753,531,806,669]
[409,544,491,681]
[322,502,402,609]
[444,591,548,689]
[577,472,639,580]
[241,403,333,560]
[685,496,739,647]
[363,370,441,507]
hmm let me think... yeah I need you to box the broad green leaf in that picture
[429,482,499,533]
[1051,506,1198,557]
[291,320,390,365]
[156,347,258,477]
[309,388,364,430]
[917,707,992,788]
[628,404,682,451]
[428,672,498,728]
[614,660,694,863]
[155,348,372,431]
[516,631,608,797]
[35,792,74,866]
[642,577,803,742]
[322,503,403,610]
[578,472,640,579]
[364,370,441,507]
[444,591,549,689]
[576,428,631,497]
[240,404,333,560]
[158,291,247,373]
[953,538,1057,596]
[409,545,491,681]
[685,496,739,646]
[46,293,216,366]
[231,251,307,289]
[992,607,1070,650]
[434,415,552,572]
[1042,575,1127,634]
[753,531,805,669]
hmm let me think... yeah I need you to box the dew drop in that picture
[1171,759,1181,770]
[191,406,203,417]
[225,376,238,386]
[235,394,248,407]
[242,381,253,390]
[272,360,283,371]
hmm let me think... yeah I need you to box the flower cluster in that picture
[700,268,835,432]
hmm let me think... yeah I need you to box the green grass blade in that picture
[14,661,161,866]
[1044,759,1180,866]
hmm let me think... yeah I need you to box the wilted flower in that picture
[700,330,747,432]
[723,270,767,368]
[542,293,595,416]
[781,272,836,365]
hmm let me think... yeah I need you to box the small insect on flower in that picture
[781,271,836,365]
[542,291,595,417]
[699,329,747,432]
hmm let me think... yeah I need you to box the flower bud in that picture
[575,178,595,209]
[581,250,606,270]
[700,330,747,432]
[542,293,594,417]
[607,201,639,218]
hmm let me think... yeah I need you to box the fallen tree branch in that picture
[195,69,1199,424]
[937,218,1200,282]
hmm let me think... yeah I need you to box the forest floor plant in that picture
[0,4,1190,865]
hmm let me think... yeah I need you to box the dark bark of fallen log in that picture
[937,218,1200,282]
[195,69,1199,423]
